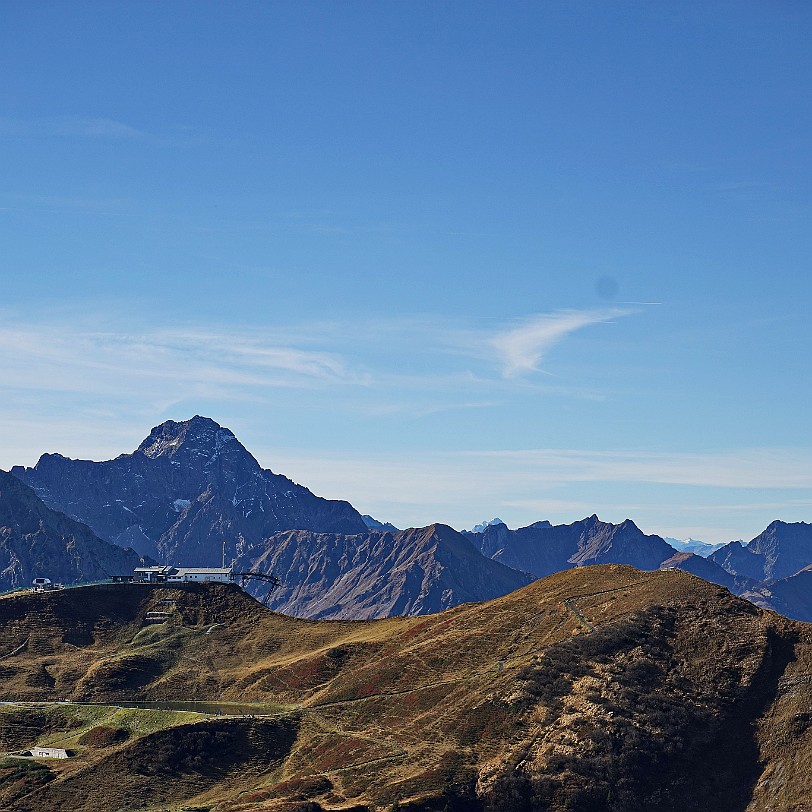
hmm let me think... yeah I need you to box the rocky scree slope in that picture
[0,470,144,591]
[11,416,367,566]
[0,568,810,811]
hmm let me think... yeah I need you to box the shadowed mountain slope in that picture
[235,523,534,618]
[0,470,144,591]
[11,416,367,566]
[658,550,759,593]
[710,520,812,582]
[0,567,810,811]
[741,566,812,623]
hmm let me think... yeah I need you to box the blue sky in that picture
[2,2,811,542]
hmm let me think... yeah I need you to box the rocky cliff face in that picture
[11,416,368,567]
[235,523,534,618]
[0,470,144,590]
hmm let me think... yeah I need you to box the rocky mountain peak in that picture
[762,519,812,535]
[11,416,368,566]
[136,416,238,461]
[236,522,533,618]
[737,520,812,581]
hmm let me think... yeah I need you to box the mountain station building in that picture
[133,565,235,584]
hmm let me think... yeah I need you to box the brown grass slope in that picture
[0,567,810,812]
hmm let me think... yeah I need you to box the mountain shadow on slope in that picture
[479,605,797,812]
[12,717,299,812]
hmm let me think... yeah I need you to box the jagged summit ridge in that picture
[465,514,679,577]
[710,519,812,583]
[134,416,257,479]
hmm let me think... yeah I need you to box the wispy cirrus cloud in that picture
[266,446,812,505]
[0,306,641,431]
[489,308,635,377]
[469,447,812,490]
[0,324,367,405]
[0,116,146,140]
[1,309,804,544]
[0,304,648,472]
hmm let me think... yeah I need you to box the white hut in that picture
[30,747,69,759]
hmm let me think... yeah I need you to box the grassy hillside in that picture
[0,570,810,811]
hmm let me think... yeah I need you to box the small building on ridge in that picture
[133,565,234,584]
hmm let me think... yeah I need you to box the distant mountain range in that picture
[710,520,812,581]
[463,514,812,621]
[663,536,726,557]
[463,515,752,595]
[360,514,400,532]
[465,515,677,576]
[5,416,812,623]
[470,520,727,558]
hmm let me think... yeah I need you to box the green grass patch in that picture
[0,703,205,752]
